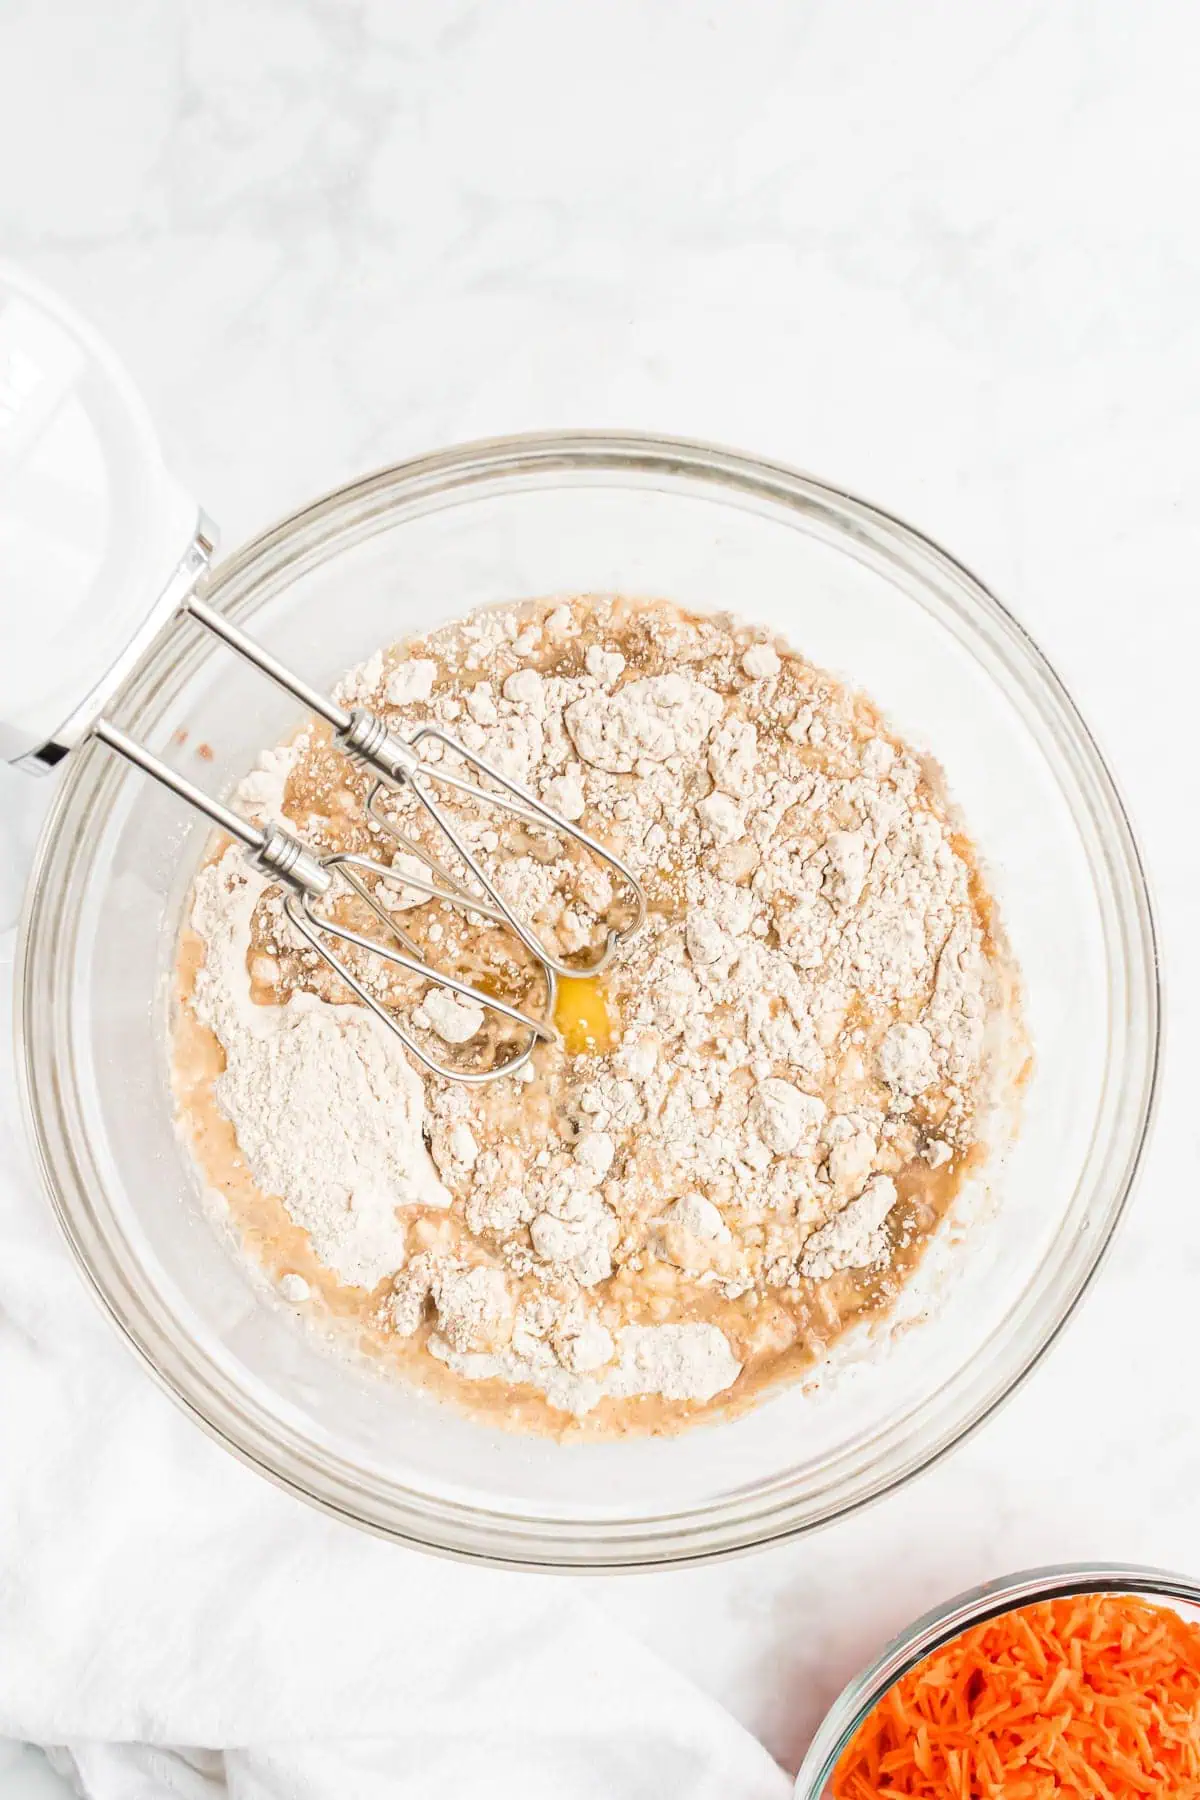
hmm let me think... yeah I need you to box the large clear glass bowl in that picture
[793,1563,1200,1795]
[15,433,1159,1568]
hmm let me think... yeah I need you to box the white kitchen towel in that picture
[47,1692,791,1800]
[0,913,789,1800]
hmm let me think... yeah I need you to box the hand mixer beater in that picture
[99,590,646,1082]
[1,265,646,1082]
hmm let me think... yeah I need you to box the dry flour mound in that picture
[428,1318,741,1417]
[564,672,723,771]
[178,593,1019,1434]
[190,851,449,1289]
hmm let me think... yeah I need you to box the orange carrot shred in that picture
[831,1594,1200,1798]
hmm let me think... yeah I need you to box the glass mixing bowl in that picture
[15,433,1159,1568]
[793,1562,1200,1795]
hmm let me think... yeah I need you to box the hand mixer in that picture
[0,264,646,1082]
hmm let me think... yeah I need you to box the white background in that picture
[2,0,1200,1788]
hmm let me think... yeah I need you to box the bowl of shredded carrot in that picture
[795,1564,1200,1798]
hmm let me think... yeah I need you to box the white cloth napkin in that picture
[0,896,790,1800]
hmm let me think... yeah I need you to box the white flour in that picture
[564,672,724,772]
[799,1175,899,1279]
[431,1320,743,1417]
[180,595,1015,1429]
[189,847,449,1290]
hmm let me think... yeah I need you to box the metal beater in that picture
[0,268,646,1083]
[94,591,647,1082]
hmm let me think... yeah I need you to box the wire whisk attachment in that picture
[88,593,649,1084]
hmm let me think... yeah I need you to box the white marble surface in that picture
[3,0,1200,1783]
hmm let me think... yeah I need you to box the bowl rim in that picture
[793,1560,1200,1795]
[14,429,1162,1568]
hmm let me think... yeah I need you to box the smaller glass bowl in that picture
[794,1562,1200,1796]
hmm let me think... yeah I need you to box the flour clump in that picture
[565,673,723,772]
[188,853,448,1291]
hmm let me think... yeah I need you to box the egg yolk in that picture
[553,976,614,1055]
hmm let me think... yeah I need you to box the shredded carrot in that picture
[831,1595,1200,1798]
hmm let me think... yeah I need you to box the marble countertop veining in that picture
[3,0,1200,1779]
